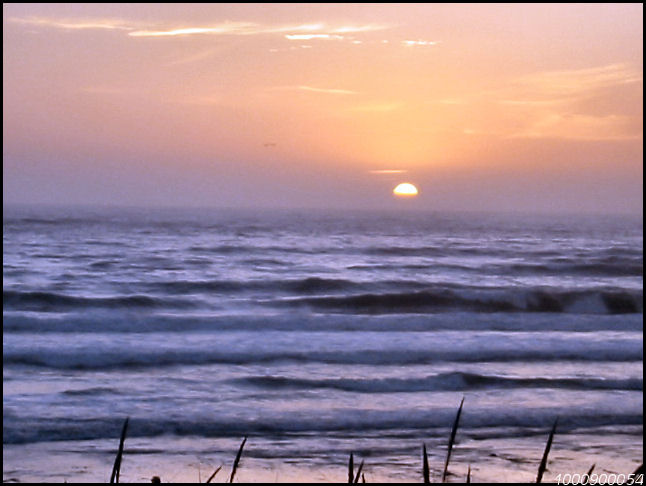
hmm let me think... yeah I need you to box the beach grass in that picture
[353,460,364,483]
[104,408,642,483]
[347,452,364,483]
[422,444,430,484]
[228,437,247,483]
[109,417,129,484]
[536,418,558,483]
[206,465,222,483]
[442,396,464,482]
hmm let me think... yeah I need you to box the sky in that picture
[3,3,643,214]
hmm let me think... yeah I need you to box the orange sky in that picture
[3,3,643,213]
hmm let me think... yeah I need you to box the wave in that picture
[3,408,643,445]
[5,345,642,371]
[234,372,643,393]
[148,277,370,294]
[280,287,643,314]
[187,244,336,256]
[497,261,642,277]
[2,290,197,311]
[3,216,101,226]
[4,312,642,334]
[61,387,122,396]
[185,243,643,269]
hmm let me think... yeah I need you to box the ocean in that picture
[3,206,643,483]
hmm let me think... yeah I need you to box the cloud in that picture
[369,169,408,174]
[298,86,357,95]
[291,86,359,95]
[506,113,640,141]
[497,99,566,106]
[268,23,325,33]
[128,22,257,37]
[284,34,344,40]
[9,15,393,43]
[9,16,134,31]
[508,63,642,99]
[401,39,438,46]
[464,63,644,141]
[128,21,391,39]
[132,22,392,38]
[328,24,392,34]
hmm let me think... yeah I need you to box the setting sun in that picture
[393,182,419,197]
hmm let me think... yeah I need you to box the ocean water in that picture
[3,206,643,482]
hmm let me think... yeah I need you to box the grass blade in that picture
[229,436,247,483]
[422,444,430,484]
[349,452,354,483]
[536,418,558,483]
[206,465,222,483]
[110,417,129,484]
[586,464,595,476]
[442,396,465,482]
[466,465,471,483]
[353,460,365,483]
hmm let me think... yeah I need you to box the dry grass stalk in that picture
[536,418,558,483]
[422,444,430,484]
[442,397,465,482]
[110,417,129,484]
[206,465,222,483]
[229,436,247,483]
[353,460,364,483]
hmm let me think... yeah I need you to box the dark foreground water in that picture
[3,206,643,482]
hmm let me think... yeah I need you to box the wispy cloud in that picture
[10,15,394,43]
[9,16,134,31]
[497,99,566,106]
[369,169,408,174]
[292,86,359,95]
[128,22,257,37]
[465,63,644,141]
[268,85,360,95]
[402,39,438,46]
[506,113,640,141]
[129,21,392,39]
[284,34,344,40]
[268,23,325,33]
[508,63,642,99]
[328,24,392,34]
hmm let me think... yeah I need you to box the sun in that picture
[393,182,419,197]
